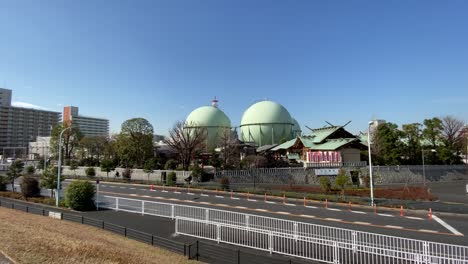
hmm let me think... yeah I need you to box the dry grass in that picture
[0,207,197,264]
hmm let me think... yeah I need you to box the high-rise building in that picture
[63,106,109,137]
[0,88,61,158]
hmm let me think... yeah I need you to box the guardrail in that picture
[100,195,468,264]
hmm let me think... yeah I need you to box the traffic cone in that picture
[400,206,404,217]
[429,208,433,220]
[150,184,154,191]
[325,199,328,209]
[230,190,233,199]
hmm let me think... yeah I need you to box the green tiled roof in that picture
[271,125,367,151]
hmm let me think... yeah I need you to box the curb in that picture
[0,249,17,264]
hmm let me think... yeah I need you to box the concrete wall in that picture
[61,166,191,184]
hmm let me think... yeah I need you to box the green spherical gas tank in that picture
[185,104,231,151]
[240,101,294,146]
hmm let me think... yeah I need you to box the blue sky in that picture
[1,0,467,135]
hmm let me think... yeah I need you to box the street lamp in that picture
[367,121,375,206]
[56,126,72,207]
[422,149,436,186]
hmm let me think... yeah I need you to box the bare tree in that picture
[442,116,464,145]
[164,121,207,170]
[219,128,240,169]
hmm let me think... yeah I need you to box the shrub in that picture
[164,159,178,170]
[85,167,96,178]
[20,176,40,198]
[335,169,349,195]
[319,177,331,193]
[65,180,95,211]
[220,176,230,190]
[167,172,177,186]
[0,176,7,191]
[25,165,36,175]
[122,168,132,181]
[191,165,203,181]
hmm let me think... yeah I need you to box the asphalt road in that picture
[66,180,468,246]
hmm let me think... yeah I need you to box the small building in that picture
[271,125,367,168]
[63,106,109,138]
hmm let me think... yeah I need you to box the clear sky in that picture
[1,0,467,135]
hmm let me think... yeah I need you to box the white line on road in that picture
[235,206,247,209]
[405,216,424,221]
[325,218,342,222]
[284,203,296,207]
[109,186,116,188]
[327,208,341,211]
[168,198,179,201]
[129,188,136,190]
[351,211,367,214]
[129,194,137,196]
[161,190,168,193]
[300,214,316,218]
[143,195,151,198]
[119,187,125,189]
[247,199,257,202]
[354,221,371,225]
[305,205,317,209]
[277,212,291,215]
[231,197,240,200]
[255,209,268,212]
[174,191,181,194]
[200,194,209,197]
[378,213,395,217]
[385,225,404,229]
[265,201,276,204]
[419,229,439,233]
[187,193,195,196]
[432,215,463,236]
[215,196,224,198]
[200,202,212,205]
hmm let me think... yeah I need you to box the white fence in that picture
[100,195,468,264]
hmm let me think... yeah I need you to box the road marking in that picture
[351,211,367,214]
[150,190,156,192]
[174,191,181,194]
[305,205,317,209]
[406,216,424,221]
[433,215,464,236]
[325,218,342,222]
[200,202,212,205]
[215,196,224,198]
[300,214,316,218]
[247,199,257,202]
[419,229,439,233]
[120,187,126,189]
[161,190,168,193]
[235,206,247,209]
[129,187,136,190]
[129,194,137,196]
[187,193,195,195]
[265,201,276,204]
[255,209,268,212]
[168,198,179,201]
[200,194,209,197]
[109,186,116,188]
[378,213,394,217]
[284,203,296,207]
[143,195,151,198]
[277,212,291,215]
[231,197,240,200]
[327,208,341,211]
[385,225,404,229]
[354,221,371,225]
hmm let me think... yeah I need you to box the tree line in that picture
[370,116,467,165]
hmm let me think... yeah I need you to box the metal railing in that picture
[100,195,468,264]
